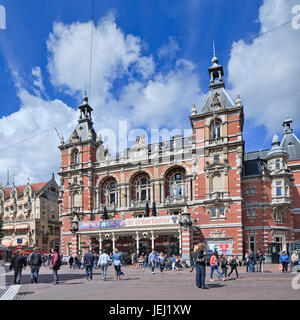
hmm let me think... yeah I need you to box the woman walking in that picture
[220,254,229,279]
[228,255,239,279]
[279,251,289,272]
[190,245,198,273]
[111,248,123,280]
[195,243,208,289]
[210,251,226,281]
[158,252,165,272]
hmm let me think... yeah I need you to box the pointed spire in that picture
[191,104,197,116]
[208,41,224,89]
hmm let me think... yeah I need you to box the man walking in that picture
[9,250,27,284]
[68,255,74,269]
[97,250,110,281]
[148,250,156,274]
[28,247,42,283]
[84,248,95,280]
[50,248,61,285]
[291,250,299,268]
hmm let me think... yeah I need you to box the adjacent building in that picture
[58,52,300,265]
[0,175,60,252]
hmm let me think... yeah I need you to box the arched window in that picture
[136,177,150,202]
[100,178,118,206]
[106,181,117,205]
[169,171,186,199]
[211,121,221,139]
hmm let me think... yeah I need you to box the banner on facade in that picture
[79,215,179,230]
[206,241,231,255]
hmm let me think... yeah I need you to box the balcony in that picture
[272,196,290,206]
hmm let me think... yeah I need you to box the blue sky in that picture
[0,0,299,184]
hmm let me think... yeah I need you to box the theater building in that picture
[58,53,300,265]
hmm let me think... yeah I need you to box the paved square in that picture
[1,264,299,300]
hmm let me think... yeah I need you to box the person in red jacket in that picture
[50,248,61,285]
[210,251,226,281]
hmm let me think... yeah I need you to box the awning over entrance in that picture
[1,238,12,247]
[15,224,29,230]
[3,225,14,231]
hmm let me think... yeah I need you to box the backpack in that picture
[32,252,42,266]
[55,254,62,268]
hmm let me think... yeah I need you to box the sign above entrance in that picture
[79,215,179,230]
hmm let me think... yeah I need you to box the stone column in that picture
[181,227,191,267]
[151,231,155,250]
[136,232,140,256]
[178,230,182,256]
[124,185,129,207]
[161,182,165,203]
[99,233,102,254]
[112,233,115,251]
[71,234,79,256]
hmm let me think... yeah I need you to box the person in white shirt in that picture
[97,250,110,281]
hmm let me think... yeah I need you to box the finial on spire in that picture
[235,95,242,107]
[213,40,216,57]
[191,104,197,116]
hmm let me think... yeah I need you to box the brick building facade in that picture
[58,53,300,265]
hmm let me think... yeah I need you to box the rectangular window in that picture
[219,207,225,217]
[249,235,256,252]
[252,209,256,217]
[247,209,251,217]
[211,208,217,218]
[276,187,282,196]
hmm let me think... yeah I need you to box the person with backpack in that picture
[83,248,95,280]
[50,248,61,285]
[195,243,208,289]
[28,247,42,283]
[111,248,124,280]
[220,254,229,279]
[228,255,239,279]
[9,249,27,284]
[210,251,226,281]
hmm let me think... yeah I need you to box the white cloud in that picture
[0,82,76,185]
[0,12,205,184]
[227,0,300,135]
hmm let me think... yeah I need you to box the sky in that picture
[0,0,299,185]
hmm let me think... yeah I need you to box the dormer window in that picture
[275,159,280,170]
[276,181,282,196]
[211,121,221,139]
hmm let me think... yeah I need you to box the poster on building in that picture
[79,215,179,230]
[206,241,231,255]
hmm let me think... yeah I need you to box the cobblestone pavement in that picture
[1,264,299,300]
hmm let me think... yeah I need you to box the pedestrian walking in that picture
[228,256,239,279]
[190,245,198,273]
[245,250,249,272]
[248,250,255,272]
[83,248,95,280]
[97,250,110,281]
[28,247,42,283]
[220,254,229,278]
[111,248,123,280]
[210,251,225,281]
[148,249,156,274]
[258,250,265,272]
[158,252,165,272]
[195,243,208,289]
[68,255,74,269]
[291,250,299,268]
[279,251,289,272]
[50,248,61,285]
[9,250,27,284]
